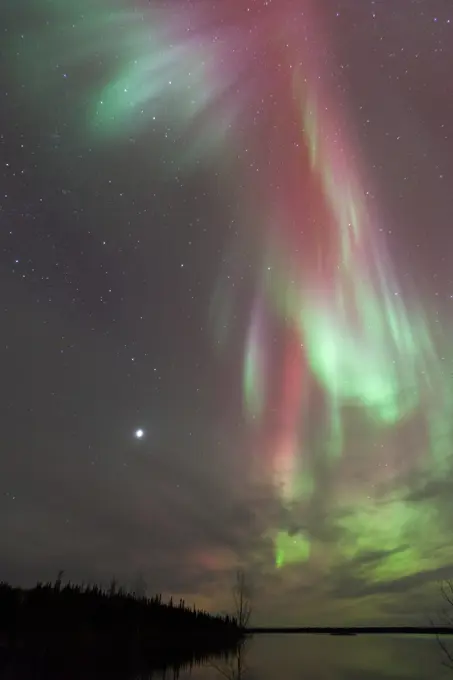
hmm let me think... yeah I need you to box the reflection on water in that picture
[0,646,233,680]
[207,639,250,680]
[2,634,453,680]
[193,635,453,680]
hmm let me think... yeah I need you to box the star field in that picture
[1,0,453,625]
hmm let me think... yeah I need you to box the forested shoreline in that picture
[0,578,242,673]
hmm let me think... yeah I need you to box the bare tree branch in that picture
[209,641,249,680]
[437,633,453,670]
[210,661,238,680]
[435,580,453,670]
[233,570,252,629]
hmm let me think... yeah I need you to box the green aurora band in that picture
[13,0,453,594]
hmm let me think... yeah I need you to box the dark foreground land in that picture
[248,626,453,635]
[0,579,243,677]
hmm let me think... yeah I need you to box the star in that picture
[134,428,145,439]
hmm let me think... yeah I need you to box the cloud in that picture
[330,562,453,601]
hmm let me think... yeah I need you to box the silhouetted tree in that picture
[54,569,64,592]
[233,571,252,629]
[0,575,243,669]
[108,577,118,596]
[131,571,147,599]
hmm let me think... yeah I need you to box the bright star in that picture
[134,428,145,439]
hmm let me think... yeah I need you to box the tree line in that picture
[0,573,244,666]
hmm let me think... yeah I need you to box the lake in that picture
[2,633,452,679]
[181,634,452,680]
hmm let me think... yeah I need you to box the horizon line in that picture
[246,626,453,636]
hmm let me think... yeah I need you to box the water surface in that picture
[184,634,452,680]
[3,633,452,679]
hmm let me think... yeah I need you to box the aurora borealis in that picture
[2,0,453,625]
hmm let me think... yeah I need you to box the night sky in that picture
[1,0,453,626]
